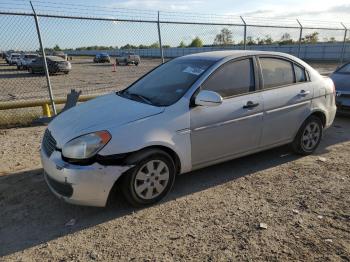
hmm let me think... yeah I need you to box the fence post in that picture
[340,22,348,64]
[240,16,247,50]
[30,1,57,115]
[157,11,164,63]
[297,19,303,58]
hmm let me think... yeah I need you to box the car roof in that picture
[180,50,297,61]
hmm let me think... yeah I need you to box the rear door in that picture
[190,57,263,167]
[258,56,313,147]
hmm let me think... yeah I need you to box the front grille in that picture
[45,172,73,197]
[42,129,57,157]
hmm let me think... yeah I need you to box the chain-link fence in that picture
[0,2,349,127]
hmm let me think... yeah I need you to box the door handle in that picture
[299,90,311,96]
[243,101,259,109]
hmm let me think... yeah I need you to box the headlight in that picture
[62,131,111,160]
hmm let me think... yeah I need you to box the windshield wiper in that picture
[118,90,153,105]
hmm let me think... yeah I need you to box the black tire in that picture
[120,149,176,207]
[291,115,323,155]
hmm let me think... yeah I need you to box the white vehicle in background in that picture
[8,53,21,65]
[16,53,39,70]
[41,50,336,208]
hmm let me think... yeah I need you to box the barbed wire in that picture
[0,0,349,28]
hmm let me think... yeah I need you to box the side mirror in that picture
[195,90,223,107]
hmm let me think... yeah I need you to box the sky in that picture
[28,0,350,22]
[0,0,349,51]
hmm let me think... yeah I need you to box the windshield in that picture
[118,58,215,106]
[47,56,65,62]
[25,55,37,58]
[337,63,350,74]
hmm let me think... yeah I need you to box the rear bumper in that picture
[41,149,132,207]
[325,104,337,129]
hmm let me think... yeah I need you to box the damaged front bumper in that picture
[41,149,132,207]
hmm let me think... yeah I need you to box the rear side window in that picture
[202,58,255,98]
[260,58,294,89]
[294,64,307,82]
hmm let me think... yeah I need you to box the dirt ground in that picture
[0,115,349,261]
[0,58,161,102]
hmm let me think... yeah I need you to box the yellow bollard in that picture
[42,103,51,117]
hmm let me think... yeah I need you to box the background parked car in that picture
[4,50,15,63]
[116,52,140,66]
[8,53,21,65]
[28,56,71,74]
[51,51,67,61]
[330,62,350,114]
[16,53,39,70]
[93,53,111,63]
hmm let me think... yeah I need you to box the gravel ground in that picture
[0,116,349,261]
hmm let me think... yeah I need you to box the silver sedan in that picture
[41,51,336,207]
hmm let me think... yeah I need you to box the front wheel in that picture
[291,115,323,155]
[121,150,176,207]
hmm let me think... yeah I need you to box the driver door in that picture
[190,57,263,168]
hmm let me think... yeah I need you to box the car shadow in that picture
[0,117,349,257]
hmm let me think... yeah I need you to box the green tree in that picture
[178,41,186,48]
[279,33,294,45]
[213,28,234,45]
[149,42,160,48]
[303,32,319,44]
[328,37,336,43]
[189,37,203,47]
[53,44,61,51]
[246,36,256,45]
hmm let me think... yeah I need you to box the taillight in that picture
[330,79,335,94]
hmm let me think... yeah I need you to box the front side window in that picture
[202,58,255,98]
[119,58,215,106]
[260,58,294,89]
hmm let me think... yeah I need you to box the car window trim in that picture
[256,55,310,91]
[200,56,257,100]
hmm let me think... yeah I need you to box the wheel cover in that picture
[134,160,170,200]
[301,122,321,151]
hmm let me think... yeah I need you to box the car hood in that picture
[330,73,350,91]
[48,93,164,147]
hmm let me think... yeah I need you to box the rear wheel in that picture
[121,150,176,207]
[292,115,323,155]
